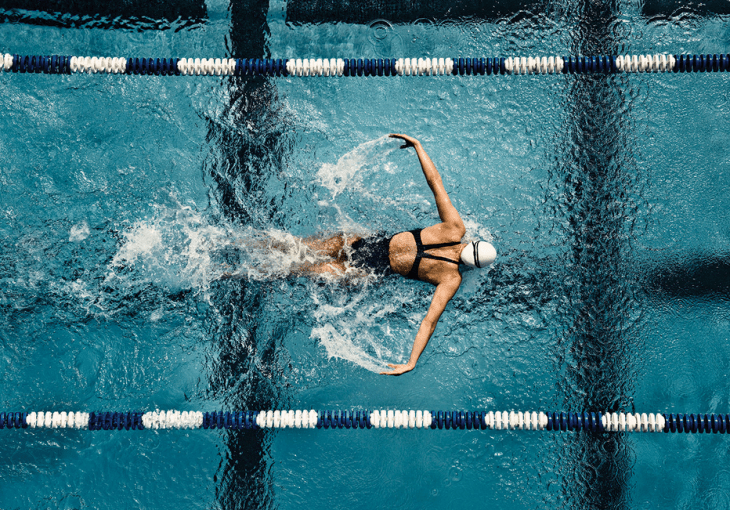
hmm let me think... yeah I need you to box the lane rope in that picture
[2,409,729,434]
[1,54,729,76]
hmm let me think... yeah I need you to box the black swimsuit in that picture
[350,233,393,276]
[405,228,461,280]
[349,229,461,279]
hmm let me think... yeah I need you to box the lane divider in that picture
[2,53,730,76]
[2,409,730,433]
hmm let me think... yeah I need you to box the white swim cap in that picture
[460,241,496,268]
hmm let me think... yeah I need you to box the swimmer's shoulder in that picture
[388,232,416,276]
[389,230,415,248]
[421,264,462,287]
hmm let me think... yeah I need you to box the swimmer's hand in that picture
[389,133,420,149]
[380,362,415,376]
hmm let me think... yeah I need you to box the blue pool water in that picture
[2,0,730,508]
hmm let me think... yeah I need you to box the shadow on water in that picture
[286,0,550,24]
[545,1,641,508]
[646,253,730,299]
[0,0,206,30]
[204,1,289,508]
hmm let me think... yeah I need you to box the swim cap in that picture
[460,241,496,268]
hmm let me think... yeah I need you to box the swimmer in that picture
[297,134,497,375]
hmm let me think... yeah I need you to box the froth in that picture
[316,135,398,199]
[106,206,329,297]
[310,291,404,372]
[463,218,493,243]
[69,221,90,242]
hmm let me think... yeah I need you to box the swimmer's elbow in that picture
[421,316,438,334]
[445,220,465,238]
[454,222,466,238]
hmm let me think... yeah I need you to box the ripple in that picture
[369,19,392,40]
[449,463,463,482]
[702,488,730,510]
[366,18,404,57]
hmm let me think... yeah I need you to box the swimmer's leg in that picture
[248,234,354,258]
[293,234,368,276]
[294,260,347,276]
[301,234,361,262]
[220,233,365,279]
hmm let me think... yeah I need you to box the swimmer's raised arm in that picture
[389,134,464,230]
[381,274,462,376]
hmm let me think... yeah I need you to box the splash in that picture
[310,287,411,373]
[463,218,494,243]
[105,205,330,297]
[316,135,400,200]
[69,221,90,242]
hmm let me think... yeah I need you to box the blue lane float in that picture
[2,409,730,434]
[2,53,730,76]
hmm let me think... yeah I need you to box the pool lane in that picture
[548,1,639,507]
[209,0,283,507]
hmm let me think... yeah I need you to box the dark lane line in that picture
[643,0,730,16]
[209,1,286,509]
[549,1,642,508]
[0,0,206,30]
[285,0,548,24]
[647,254,730,298]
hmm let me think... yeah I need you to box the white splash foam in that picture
[316,135,398,199]
[463,218,494,243]
[310,290,404,372]
[311,323,389,372]
[69,221,90,242]
[112,223,163,264]
[105,204,333,298]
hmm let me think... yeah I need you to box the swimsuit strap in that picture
[406,229,460,280]
[410,229,424,250]
[406,229,423,279]
[420,253,461,265]
[421,240,463,250]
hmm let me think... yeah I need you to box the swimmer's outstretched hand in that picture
[389,133,420,149]
[380,362,415,376]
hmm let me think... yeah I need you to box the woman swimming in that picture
[298,134,496,376]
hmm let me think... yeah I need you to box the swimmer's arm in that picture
[389,134,464,230]
[381,277,461,376]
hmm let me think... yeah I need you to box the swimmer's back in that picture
[389,224,464,285]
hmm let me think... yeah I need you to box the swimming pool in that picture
[2,0,730,507]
